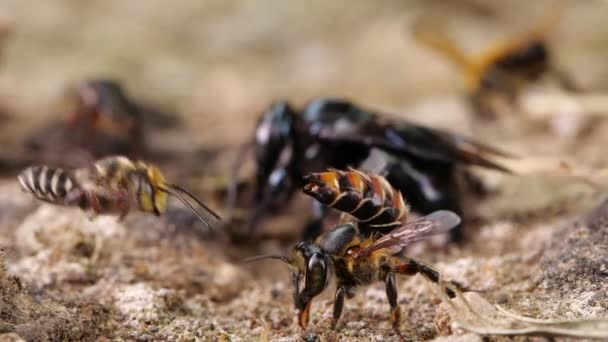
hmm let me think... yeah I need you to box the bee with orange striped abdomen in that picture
[18,155,220,228]
[302,168,408,235]
[249,169,464,339]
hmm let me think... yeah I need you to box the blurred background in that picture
[1,0,606,155]
[0,1,607,341]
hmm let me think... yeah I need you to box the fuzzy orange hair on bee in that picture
[302,168,409,232]
[17,155,220,228]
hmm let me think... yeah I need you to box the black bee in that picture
[234,98,512,241]
[249,169,463,338]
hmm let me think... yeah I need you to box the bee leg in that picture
[331,286,346,330]
[80,191,102,220]
[115,189,130,220]
[393,258,456,299]
[385,273,404,340]
[63,189,95,220]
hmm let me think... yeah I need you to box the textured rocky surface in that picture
[0,1,607,341]
[0,177,606,341]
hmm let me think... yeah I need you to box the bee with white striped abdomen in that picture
[18,155,220,228]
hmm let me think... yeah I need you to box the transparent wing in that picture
[354,210,461,258]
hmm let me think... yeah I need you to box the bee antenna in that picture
[244,255,290,264]
[168,184,221,220]
[161,185,221,229]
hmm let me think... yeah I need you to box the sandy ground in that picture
[0,1,608,341]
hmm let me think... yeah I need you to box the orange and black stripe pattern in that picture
[302,169,408,227]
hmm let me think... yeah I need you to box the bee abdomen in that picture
[18,166,76,204]
[303,169,408,226]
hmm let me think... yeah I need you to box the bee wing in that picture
[410,16,470,70]
[436,129,515,172]
[314,111,514,173]
[355,210,461,258]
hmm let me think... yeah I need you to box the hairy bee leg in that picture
[393,259,456,299]
[331,286,346,330]
[385,273,404,340]
[65,189,98,220]
[115,189,130,221]
[82,191,102,219]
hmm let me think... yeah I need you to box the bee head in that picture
[255,101,296,159]
[145,165,168,214]
[293,242,330,301]
[245,241,330,329]
[254,101,297,191]
[129,163,167,216]
[291,242,330,328]
[146,168,221,229]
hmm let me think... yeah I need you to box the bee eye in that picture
[304,252,327,297]
[307,253,325,273]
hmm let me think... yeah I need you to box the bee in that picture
[249,169,463,338]
[28,79,179,165]
[17,155,220,228]
[28,79,147,160]
[412,10,575,118]
[63,79,143,149]
[232,98,512,241]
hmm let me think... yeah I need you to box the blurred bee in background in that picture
[62,79,144,157]
[27,80,144,162]
[27,79,179,167]
[249,169,464,338]
[412,10,577,119]
[17,155,220,229]
[230,98,512,241]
